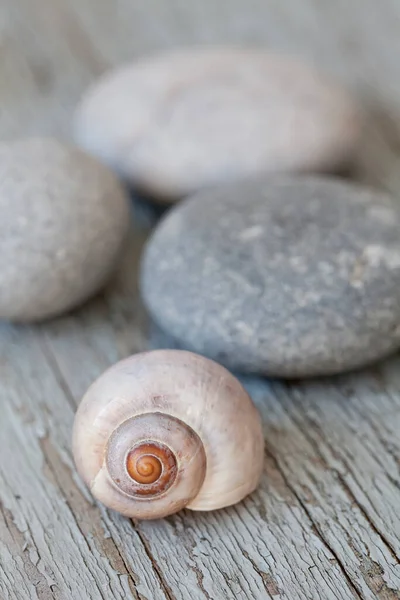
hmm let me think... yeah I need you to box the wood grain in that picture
[0,0,399,598]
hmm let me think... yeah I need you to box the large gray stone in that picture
[141,176,400,377]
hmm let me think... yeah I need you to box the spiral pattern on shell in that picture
[103,412,206,516]
[125,442,171,488]
[72,350,264,519]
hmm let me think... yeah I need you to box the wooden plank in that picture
[0,0,399,598]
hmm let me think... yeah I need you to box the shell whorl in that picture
[72,350,264,520]
[126,442,173,488]
[104,412,206,514]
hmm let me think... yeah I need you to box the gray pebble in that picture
[0,138,131,322]
[141,176,400,377]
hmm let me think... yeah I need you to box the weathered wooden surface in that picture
[0,0,399,598]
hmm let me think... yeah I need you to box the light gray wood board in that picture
[0,0,399,599]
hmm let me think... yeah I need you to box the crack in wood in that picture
[39,435,144,600]
[288,401,400,564]
[346,536,400,600]
[186,563,213,600]
[262,444,363,600]
[0,502,60,599]
[129,524,175,600]
[240,550,279,598]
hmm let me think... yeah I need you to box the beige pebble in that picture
[0,138,131,322]
[74,47,362,202]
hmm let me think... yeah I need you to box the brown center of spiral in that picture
[127,452,162,484]
[125,442,177,496]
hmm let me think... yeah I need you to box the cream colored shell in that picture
[72,349,264,519]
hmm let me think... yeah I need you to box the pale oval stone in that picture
[0,138,131,322]
[74,48,362,203]
[140,176,400,377]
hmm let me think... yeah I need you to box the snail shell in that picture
[72,350,264,519]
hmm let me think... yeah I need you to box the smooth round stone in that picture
[74,47,361,203]
[141,176,400,377]
[0,138,131,322]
